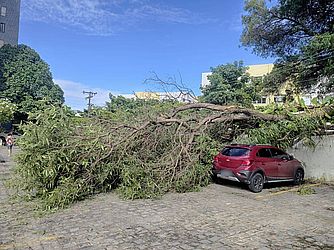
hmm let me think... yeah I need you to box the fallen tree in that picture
[10,102,330,210]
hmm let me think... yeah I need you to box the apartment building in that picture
[0,0,20,47]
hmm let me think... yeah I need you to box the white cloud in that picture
[54,79,131,110]
[227,13,243,32]
[22,0,213,35]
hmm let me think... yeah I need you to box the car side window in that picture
[256,148,272,158]
[270,148,288,159]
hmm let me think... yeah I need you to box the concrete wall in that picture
[288,135,334,181]
[247,64,274,77]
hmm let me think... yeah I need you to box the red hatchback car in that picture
[212,144,304,192]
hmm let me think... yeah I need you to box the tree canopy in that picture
[201,61,259,106]
[242,0,334,93]
[0,44,64,114]
[0,99,16,125]
[106,94,157,113]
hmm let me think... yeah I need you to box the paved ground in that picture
[0,147,334,250]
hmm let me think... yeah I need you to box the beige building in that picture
[247,64,274,77]
[135,92,160,100]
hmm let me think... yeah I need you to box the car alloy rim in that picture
[296,171,303,182]
[254,175,263,190]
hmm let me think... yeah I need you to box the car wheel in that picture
[248,173,264,193]
[212,173,219,183]
[294,169,304,185]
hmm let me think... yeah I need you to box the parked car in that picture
[212,144,304,192]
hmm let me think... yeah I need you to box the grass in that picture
[296,185,316,195]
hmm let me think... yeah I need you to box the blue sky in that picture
[19,0,273,110]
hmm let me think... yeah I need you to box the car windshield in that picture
[221,147,250,157]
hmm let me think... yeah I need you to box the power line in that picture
[273,51,334,69]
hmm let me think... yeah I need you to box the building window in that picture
[253,96,267,104]
[274,96,284,103]
[1,7,6,17]
[0,23,5,33]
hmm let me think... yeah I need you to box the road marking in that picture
[255,183,322,200]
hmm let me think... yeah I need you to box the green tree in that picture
[201,61,258,106]
[242,0,334,93]
[105,94,178,115]
[0,44,64,114]
[106,94,144,113]
[0,99,16,125]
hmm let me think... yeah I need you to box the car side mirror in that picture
[289,155,294,160]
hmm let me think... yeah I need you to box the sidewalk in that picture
[0,145,17,164]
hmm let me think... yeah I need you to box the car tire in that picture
[294,169,304,185]
[248,173,264,193]
[212,173,219,183]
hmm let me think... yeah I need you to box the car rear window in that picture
[221,147,250,157]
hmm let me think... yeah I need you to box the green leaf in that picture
[311,97,319,106]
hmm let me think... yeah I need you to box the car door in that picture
[255,148,277,179]
[269,148,294,178]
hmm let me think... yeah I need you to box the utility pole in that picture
[83,91,97,113]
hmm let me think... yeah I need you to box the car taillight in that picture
[241,160,253,166]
